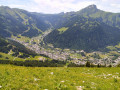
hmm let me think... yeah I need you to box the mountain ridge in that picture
[43,16,120,52]
[1,5,120,52]
[42,5,120,52]
[0,6,51,37]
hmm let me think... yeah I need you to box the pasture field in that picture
[0,64,120,90]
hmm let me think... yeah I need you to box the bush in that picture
[86,61,91,67]
[117,64,120,67]
[0,55,2,58]
[5,57,9,59]
[114,78,118,82]
[68,63,85,67]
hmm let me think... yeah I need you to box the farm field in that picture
[0,64,120,90]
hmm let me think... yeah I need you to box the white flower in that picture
[83,81,85,83]
[76,86,84,90]
[116,73,119,74]
[61,81,65,83]
[34,78,37,81]
[108,74,112,76]
[0,86,2,88]
[77,86,82,88]
[51,72,54,75]
[91,82,95,85]
[34,78,40,81]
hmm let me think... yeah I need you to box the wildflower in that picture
[61,81,65,83]
[116,72,119,74]
[34,78,37,81]
[34,78,40,81]
[108,74,112,76]
[51,72,54,75]
[91,82,95,85]
[0,86,2,88]
[64,85,67,87]
[76,86,83,90]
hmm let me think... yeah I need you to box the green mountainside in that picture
[38,5,120,30]
[43,5,120,52]
[77,5,120,29]
[1,5,120,52]
[0,36,36,58]
[0,6,50,37]
[43,16,120,52]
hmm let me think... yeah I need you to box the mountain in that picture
[0,6,51,37]
[43,16,120,52]
[77,4,120,29]
[43,5,120,52]
[78,4,99,15]
[1,5,120,52]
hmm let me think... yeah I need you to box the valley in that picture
[1,4,120,67]
[8,33,120,67]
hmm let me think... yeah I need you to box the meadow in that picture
[0,65,120,90]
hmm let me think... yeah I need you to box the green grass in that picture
[25,55,47,61]
[0,52,25,61]
[0,65,120,90]
[0,52,47,61]
[58,27,68,34]
[11,35,31,43]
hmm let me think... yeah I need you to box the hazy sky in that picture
[0,0,120,14]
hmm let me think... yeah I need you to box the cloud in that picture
[101,0,120,2]
[111,4,120,8]
[101,0,108,2]
[0,0,120,13]
[32,0,96,13]
[8,4,26,8]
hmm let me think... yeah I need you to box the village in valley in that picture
[9,31,120,67]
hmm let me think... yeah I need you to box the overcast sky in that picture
[0,0,120,14]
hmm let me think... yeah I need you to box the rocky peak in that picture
[87,4,97,9]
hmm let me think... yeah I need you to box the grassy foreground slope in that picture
[0,65,120,90]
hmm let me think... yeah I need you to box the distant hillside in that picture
[43,15,120,52]
[77,4,120,29]
[1,5,120,52]
[38,5,120,30]
[43,5,120,52]
[0,6,50,37]
[0,37,36,57]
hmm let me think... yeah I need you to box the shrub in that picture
[5,57,9,59]
[114,78,118,82]
[0,55,2,58]
[86,61,91,67]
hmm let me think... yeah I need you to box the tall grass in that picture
[0,65,120,90]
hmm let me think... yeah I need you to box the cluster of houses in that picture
[10,37,120,67]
